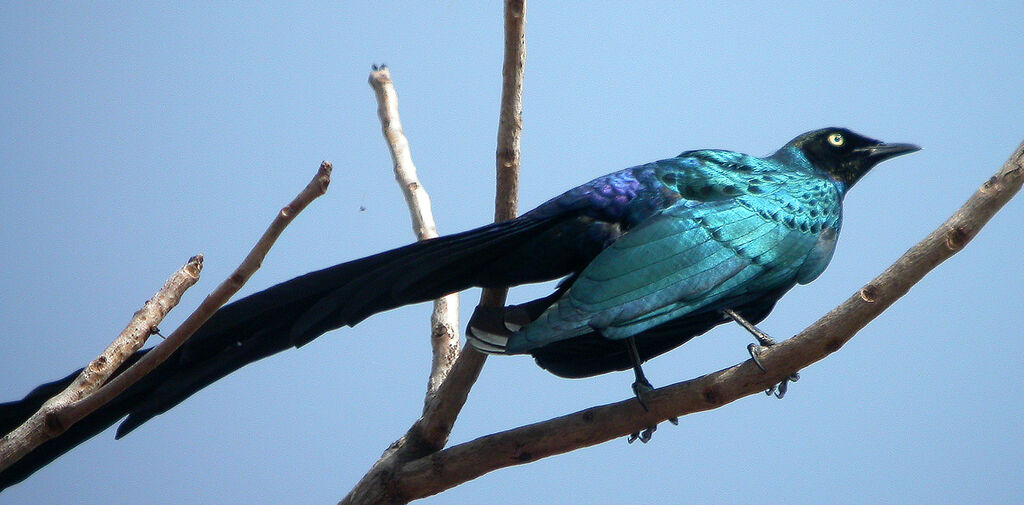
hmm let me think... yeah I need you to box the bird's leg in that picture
[721,308,775,370]
[623,337,679,444]
[721,308,800,399]
[625,336,653,409]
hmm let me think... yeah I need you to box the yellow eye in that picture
[828,133,844,146]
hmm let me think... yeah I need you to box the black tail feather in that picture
[0,352,148,491]
[117,214,576,435]
[1,212,585,490]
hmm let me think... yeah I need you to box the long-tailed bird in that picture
[0,128,918,489]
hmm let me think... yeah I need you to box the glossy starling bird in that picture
[0,128,918,489]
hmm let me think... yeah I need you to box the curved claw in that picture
[468,305,512,337]
[626,416,679,444]
[632,379,653,412]
[747,343,768,372]
[765,372,801,398]
[628,425,657,444]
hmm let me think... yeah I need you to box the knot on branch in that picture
[89,356,108,370]
[981,175,1000,193]
[945,225,970,251]
[702,385,723,405]
[42,409,66,436]
[859,284,879,303]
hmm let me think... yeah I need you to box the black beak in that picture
[855,142,921,164]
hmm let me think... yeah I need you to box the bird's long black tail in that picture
[0,212,580,491]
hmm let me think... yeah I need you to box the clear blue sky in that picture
[2,2,1022,504]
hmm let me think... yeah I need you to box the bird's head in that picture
[781,128,920,188]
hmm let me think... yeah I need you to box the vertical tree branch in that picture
[480,0,526,309]
[369,65,460,400]
[493,0,525,224]
[416,0,527,452]
[341,3,526,504]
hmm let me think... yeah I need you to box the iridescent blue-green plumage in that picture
[0,128,918,490]
[505,147,844,352]
[467,128,919,380]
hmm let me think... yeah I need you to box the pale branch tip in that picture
[67,159,334,418]
[366,65,461,414]
[0,254,203,472]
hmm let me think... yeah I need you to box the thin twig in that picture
[493,0,525,225]
[340,4,526,504]
[365,141,1024,502]
[0,161,333,473]
[69,161,332,417]
[0,256,202,472]
[417,0,527,442]
[369,65,460,400]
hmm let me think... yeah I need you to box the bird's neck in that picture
[769,146,849,196]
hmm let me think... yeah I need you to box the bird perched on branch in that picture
[0,127,918,489]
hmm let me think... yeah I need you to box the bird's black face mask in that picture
[796,128,920,187]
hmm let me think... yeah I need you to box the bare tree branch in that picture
[369,65,460,400]
[341,3,526,504]
[492,0,525,225]
[0,256,202,472]
[0,161,333,473]
[416,0,527,444]
[370,141,1024,502]
[69,161,333,415]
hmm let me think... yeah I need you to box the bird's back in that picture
[506,151,845,352]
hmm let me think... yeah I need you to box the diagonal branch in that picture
[0,161,333,473]
[373,142,1024,501]
[369,64,460,401]
[0,256,202,472]
[66,161,333,418]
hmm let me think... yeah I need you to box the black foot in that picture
[725,309,801,399]
[623,336,679,443]
[632,378,653,411]
[765,372,800,399]
[627,416,679,444]
[747,343,768,372]
[628,425,656,444]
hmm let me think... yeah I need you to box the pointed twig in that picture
[66,161,332,418]
[369,65,460,401]
[0,256,202,472]
[0,161,333,473]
